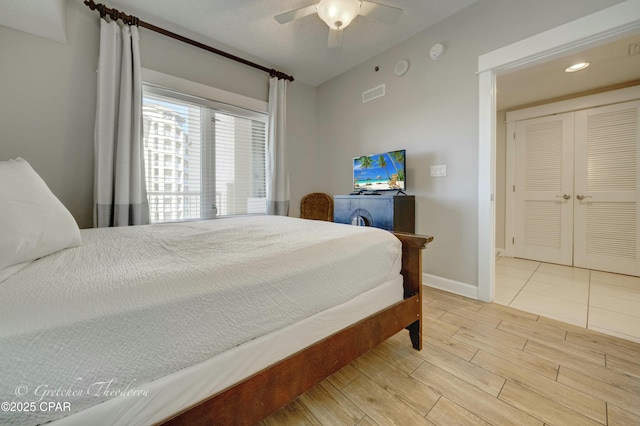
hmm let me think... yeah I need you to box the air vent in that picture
[629,41,640,57]
[362,84,385,103]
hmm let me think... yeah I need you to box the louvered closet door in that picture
[574,100,640,276]
[514,113,575,265]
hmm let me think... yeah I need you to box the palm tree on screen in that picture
[388,151,405,181]
[355,156,374,183]
[377,155,391,181]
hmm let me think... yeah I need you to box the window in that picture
[142,85,268,223]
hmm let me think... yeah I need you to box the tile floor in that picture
[495,257,640,343]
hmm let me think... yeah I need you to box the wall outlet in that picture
[430,164,447,177]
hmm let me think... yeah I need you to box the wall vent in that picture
[629,41,640,57]
[362,84,385,103]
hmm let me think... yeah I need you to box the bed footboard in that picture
[162,232,432,426]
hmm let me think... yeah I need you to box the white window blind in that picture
[142,85,267,223]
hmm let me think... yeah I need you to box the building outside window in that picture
[142,85,267,223]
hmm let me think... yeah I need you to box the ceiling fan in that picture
[275,0,402,48]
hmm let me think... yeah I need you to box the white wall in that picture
[0,0,317,227]
[315,0,624,290]
[0,1,97,228]
[286,82,318,218]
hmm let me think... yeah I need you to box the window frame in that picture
[141,70,269,223]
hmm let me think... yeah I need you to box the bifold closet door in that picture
[573,100,640,276]
[514,112,575,266]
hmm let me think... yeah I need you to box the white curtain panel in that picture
[93,19,149,227]
[267,77,290,216]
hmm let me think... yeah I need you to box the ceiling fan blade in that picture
[274,4,318,24]
[327,28,343,48]
[359,1,402,25]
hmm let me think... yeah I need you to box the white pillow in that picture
[0,158,81,270]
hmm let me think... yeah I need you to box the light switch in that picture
[430,164,447,177]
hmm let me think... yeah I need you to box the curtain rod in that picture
[83,0,294,82]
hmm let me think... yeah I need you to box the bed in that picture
[0,158,432,425]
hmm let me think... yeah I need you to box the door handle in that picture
[576,194,592,200]
[555,194,571,200]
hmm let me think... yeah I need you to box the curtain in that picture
[266,77,290,216]
[93,19,149,227]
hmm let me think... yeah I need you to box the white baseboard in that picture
[496,247,505,259]
[423,273,478,300]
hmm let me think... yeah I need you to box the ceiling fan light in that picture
[316,0,362,30]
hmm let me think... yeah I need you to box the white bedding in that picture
[53,276,403,426]
[0,216,402,425]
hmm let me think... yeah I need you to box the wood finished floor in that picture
[259,287,640,425]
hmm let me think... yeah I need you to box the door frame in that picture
[503,87,640,259]
[477,0,640,302]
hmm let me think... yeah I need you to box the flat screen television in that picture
[353,149,406,192]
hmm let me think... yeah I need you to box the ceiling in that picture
[497,32,640,111]
[1,0,638,100]
[0,0,478,87]
[105,0,480,86]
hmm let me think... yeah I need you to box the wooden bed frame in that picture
[162,232,432,425]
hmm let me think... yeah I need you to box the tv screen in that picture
[353,149,406,192]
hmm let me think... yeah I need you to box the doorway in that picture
[477,1,640,302]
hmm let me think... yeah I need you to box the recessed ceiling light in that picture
[565,62,590,72]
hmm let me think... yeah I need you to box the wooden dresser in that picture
[333,195,415,233]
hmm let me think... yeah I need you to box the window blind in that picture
[142,85,267,223]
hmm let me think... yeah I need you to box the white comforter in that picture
[0,216,401,425]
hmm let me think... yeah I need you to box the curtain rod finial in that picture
[269,69,294,82]
[84,0,108,19]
